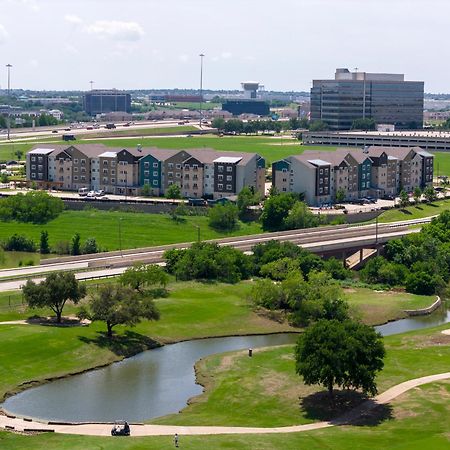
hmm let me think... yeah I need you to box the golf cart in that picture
[111,420,130,436]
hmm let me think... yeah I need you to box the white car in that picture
[86,191,96,198]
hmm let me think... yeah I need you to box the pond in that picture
[2,303,449,423]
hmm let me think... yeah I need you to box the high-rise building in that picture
[310,68,424,130]
[83,89,131,116]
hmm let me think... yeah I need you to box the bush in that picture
[82,237,98,254]
[208,203,239,231]
[0,191,64,224]
[405,271,440,295]
[2,234,37,252]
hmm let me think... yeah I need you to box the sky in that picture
[0,0,448,92]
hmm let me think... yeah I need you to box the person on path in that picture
[174,433,179,447]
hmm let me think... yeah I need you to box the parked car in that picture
[111,420,130,436]
[86,191,96,198]
[78,187,88,196]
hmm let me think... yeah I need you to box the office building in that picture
[83,90,131,116]
[310,68,424,130]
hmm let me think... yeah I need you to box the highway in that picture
[0,217,431,292]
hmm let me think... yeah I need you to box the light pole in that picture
[199,53,205,128]
[89,80,94,91]
[6,64,12,141]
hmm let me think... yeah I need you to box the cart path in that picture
[1,371,449,436]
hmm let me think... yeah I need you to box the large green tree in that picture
[23,271,86,323]
[260,193,296,231]
[120,263,168,295]
[208,203,239,231]
[86,283,160,337]
[295,319,385,401]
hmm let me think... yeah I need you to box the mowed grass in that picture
[346,288,436,325]
[0,209,263,252]
[153,324,450,428]
[0,281,294,401]
[378,198,450,223]
[434,151,450,176]
[0,251,41,269]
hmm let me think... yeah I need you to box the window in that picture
[31,173,36,179]
[74,167,78,173]
[81,159,86,165]
[74,159,78,164]
[74,176,78,181]
[226,184,232,190]
[38,157,43,163]
[103,177,108,183]
[144,170,149,176]
[153,162,158,168]
[176,164,181,169]
[153,180,158,186]
[103,161,108,166]
[38,173,43,180]
[193,164,198,170]
[218,165,224,172]
[168,172,173,177]
[319,187,323,194]
[282,168,287,173]
[111,178,116,183]
[218,175,223,181]
[226,175,232,181]
[176,173,181,178]
[111,161,116,167]
[218,183,223,189]
[144,162,150,168]
[111,170,116,175]
[31,156,36,162]
[226,166,232,172]
[31,165,36,170]
[38,165,43,171]
[319,169,323,175]
[168,163,174,169]
[153,171,158,177]
[184,164,190,170]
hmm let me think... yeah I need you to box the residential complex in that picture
[310,68,424,130]
[272,147,434,206]
[26,144,266,199]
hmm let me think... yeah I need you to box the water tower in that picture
[241,81,260,100]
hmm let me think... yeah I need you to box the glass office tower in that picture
[310,69,424,130]
[83,90,131,116]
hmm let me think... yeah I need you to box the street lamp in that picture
[6,64,12,141]
[89,80,94,91]
[199,53,205,128]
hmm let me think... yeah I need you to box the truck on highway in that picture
[105,123,116,129]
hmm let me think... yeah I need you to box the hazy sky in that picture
[0,0,448,92]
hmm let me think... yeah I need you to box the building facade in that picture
[272,146,433,206]
[83,90,131,116]
[26,144,266,199]
[310,68,424,130]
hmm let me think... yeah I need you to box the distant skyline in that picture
[1,0,449,93]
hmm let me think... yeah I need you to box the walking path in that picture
[1,371,449,437]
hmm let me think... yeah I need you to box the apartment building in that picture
[26,144,266,199]
[272,146,433,206]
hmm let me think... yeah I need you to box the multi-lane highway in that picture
[0,217,432,292]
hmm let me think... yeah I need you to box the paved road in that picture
[1,372,449,436]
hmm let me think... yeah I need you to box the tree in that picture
[399,190,409,208]
[211,117,226,131]
[295,319,385,401]
[165,183,181,199]
[237,186,261,218]
[335,188,346,204]
[405,271,439,295]
[413,186,422,204]
[14,149,24,161]
[260,257,301,281]
[351,118,376,131]
[23,271,86,323]
[423,186,437,203]
[2,234,36,252]
[309,120,329,132]
[120,263,168,295]
[283,201,320,230]
[141,183,152,197]
[260,193,296,231]
[82,237,98,254]
[71,233,81,256]
[249,279,284,310]
[39,230,50,254]
[86,283,160,337]
[208,203,239,231]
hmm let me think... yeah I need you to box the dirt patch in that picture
[343,288,357,293]
[217,351,246,372]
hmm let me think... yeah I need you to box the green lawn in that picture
[0,209,263,252]
[378,198,450,223]
[434,151,450,176]
[346,288,436,325]
[0,251,41,270]
[152,324,450,428]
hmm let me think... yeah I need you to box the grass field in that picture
[378,198,450,223]
[1,381,449,449]
[153,323,450,428]
[0,251,41,269]
[434,151,450,176]
[0,209,263,252]
[346,288,436,325]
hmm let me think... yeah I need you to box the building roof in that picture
[213,156,243,164]
[98,151,117,158]
[28,148,55,155]
[307,159,331,167]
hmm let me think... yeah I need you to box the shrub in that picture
[2,234,37,252]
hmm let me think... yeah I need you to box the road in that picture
[0,217,431,292]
